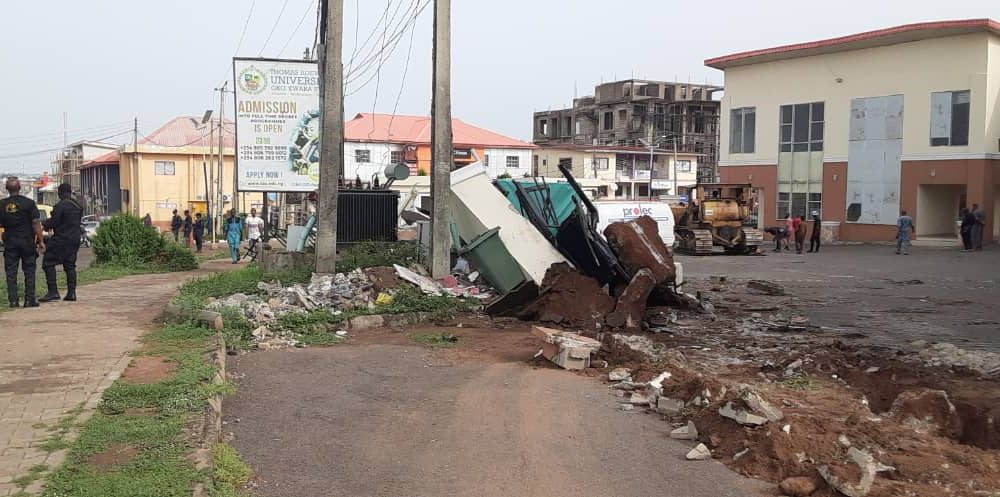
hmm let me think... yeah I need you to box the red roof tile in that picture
[706,18,1000,69]
[344,113,535,149]
[80,150,120,169]
[140,116,235,149]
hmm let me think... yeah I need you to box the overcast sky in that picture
[0,0,996,173]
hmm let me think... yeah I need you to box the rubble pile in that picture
[910,341,1000,377]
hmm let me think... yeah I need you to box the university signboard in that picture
[233,58,320,192]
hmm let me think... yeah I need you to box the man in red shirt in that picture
[793,215,806,254]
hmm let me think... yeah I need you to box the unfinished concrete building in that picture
[533,79,722,183]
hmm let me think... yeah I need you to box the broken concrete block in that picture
[628,392,653,406]
[778,476,818,497]
[818,447,879,497]
[656,397,685,414]
[531,326,601,370]
[739,385,784,422]
[348,314,385,331]
[719,402,768,426]
[670,421,699,440]
[648,371,672,390]
[608,368,632,382]
[686,443,712,461]
[603,216,677,285]
[606,268,657,330]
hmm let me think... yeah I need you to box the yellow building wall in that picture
[987,34,1000,153]
[720,32,995,165]
[532,149,618,180]
[120,149,252,226]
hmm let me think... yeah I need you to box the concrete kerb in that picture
[191,332,227,497]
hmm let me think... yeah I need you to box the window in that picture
[390,150,403,164]
[564,117,572,136]
[532,155,538,174]
[539,119,548,136]
[594,157,609,170]
[575,120,582,135]
[603,112,613,130]
[676,160,691,172]
[484,155,489,167]
[154,161,175,176]
[355,149,371,163]
[506,156,520,168]
[729,107,756,153]
[930,90,970,146]
[776,152,823,219]
[780,102,824,152]
[618,109,627,124]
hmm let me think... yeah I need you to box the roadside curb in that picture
[191,332,227,497]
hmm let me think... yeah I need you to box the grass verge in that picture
[35,292,235,496]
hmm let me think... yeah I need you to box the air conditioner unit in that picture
[222,194,232,203]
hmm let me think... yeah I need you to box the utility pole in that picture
[672,136,679,197]
[216,82,228,242]
[429,0,452,279]
[133,117,139,215]
[315,0,344,274]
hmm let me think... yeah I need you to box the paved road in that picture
[0,260,228,496]
[226,342,768,497]
[678,244,1000,351]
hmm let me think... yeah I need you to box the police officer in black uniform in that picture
[0,177,44,308]
[39,183,83,302]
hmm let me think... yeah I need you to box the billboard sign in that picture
[233,58,320,192]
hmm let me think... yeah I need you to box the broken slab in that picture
[628,392,654,406]
[394,264,444,296]
[719,402,768,426]
[818,447,879,497]
[531,326,602,370]
[603,216,677,285]
[656,397,684,414]
[738,385,784,422]
[686,443,712,461]
[606,268,657,330]
[608,368,632,382]
[747,280,785,296]
[348,314,385,331]
[670,421,699,440]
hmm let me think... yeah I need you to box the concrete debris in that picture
[656,397,684,414]
[612,334,669,361]
[686,443,712,461]
[618,403,635,412]
[609,381,644,391]
[335,330,348,337]
[518,263,614,329]
[779,476,818,497]
[608,368,632,382]
[348,314,385,330]
[888,388,961,438]
[733,448,750,461]
[785,359,803,373]
[394,264,443,296]
[865,366,881,374]
[719,402,769,426]
[606,268,657,330]
[648,371,672,390]
[789,316,811,327]
[628,392,654,406]
[838,435,852,448]
[818,447,881,497]
[670,421,699,440]
[531,325,601,370]
[782,424,792,434]
[913,342,1000,377]
[603,216,677,286]
[738,384,784,422]
[747,280,785,296]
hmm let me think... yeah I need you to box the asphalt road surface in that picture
[226,339,768,497]
[678,244,1000,351]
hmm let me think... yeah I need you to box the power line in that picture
[368,0,392,140]
[386,0,417,138]
[345,0,405,75]
[0,129,133,160]
[344,0,426,87]
[278,0,318,57]
[233,0,258,57]
[259,0,293,56]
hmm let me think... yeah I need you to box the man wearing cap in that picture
[0,177,44,307]
[39,183,83,302]
[807,211,822,253]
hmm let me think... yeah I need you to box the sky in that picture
[0,0,997,173]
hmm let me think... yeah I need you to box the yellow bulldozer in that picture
[672,183,763,255]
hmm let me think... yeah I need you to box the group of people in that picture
[168,208,264,263]
[1,178,82,308]
[766,212,822,254]
[959,203,987,252]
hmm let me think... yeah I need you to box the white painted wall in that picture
[483,148,532,178]
[916,184,963,235]
[719,32,996,165]
[343,141,404,182]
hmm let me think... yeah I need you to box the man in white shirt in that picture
[245,208,265,261]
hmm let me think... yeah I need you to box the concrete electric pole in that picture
[429,0,452,279]
[315,0,344,274]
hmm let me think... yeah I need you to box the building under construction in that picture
[532,79,722,184]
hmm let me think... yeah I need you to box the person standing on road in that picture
[0,178,44,308]
[143,213,153,229]
[793,215,806,254]
[193,213,205,253]
[971,203,986,251]
[245,208,264,259]
[807,211,822,253]
[225,210,242,264]
[170,209,182,242]
[39,183,83,303]
[895,210,915,255]
[783,216,795,252]
[960,207,975,251]
[182,210,193,247]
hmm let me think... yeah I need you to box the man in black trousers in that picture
[0,177,44,307]
[39,183,83,302]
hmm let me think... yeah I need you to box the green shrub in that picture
[92,214,198,272]
[337,241,422,272]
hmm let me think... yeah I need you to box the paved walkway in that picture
[0,262,226,496]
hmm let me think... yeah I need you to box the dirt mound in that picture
[518,263,614,329]
[88,443,139,472]
[121,356,176,384]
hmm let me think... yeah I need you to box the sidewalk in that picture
[0,262,227,496]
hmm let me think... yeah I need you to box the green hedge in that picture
[92,215,198,271]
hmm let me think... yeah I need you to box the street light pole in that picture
[315,0,344,274]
